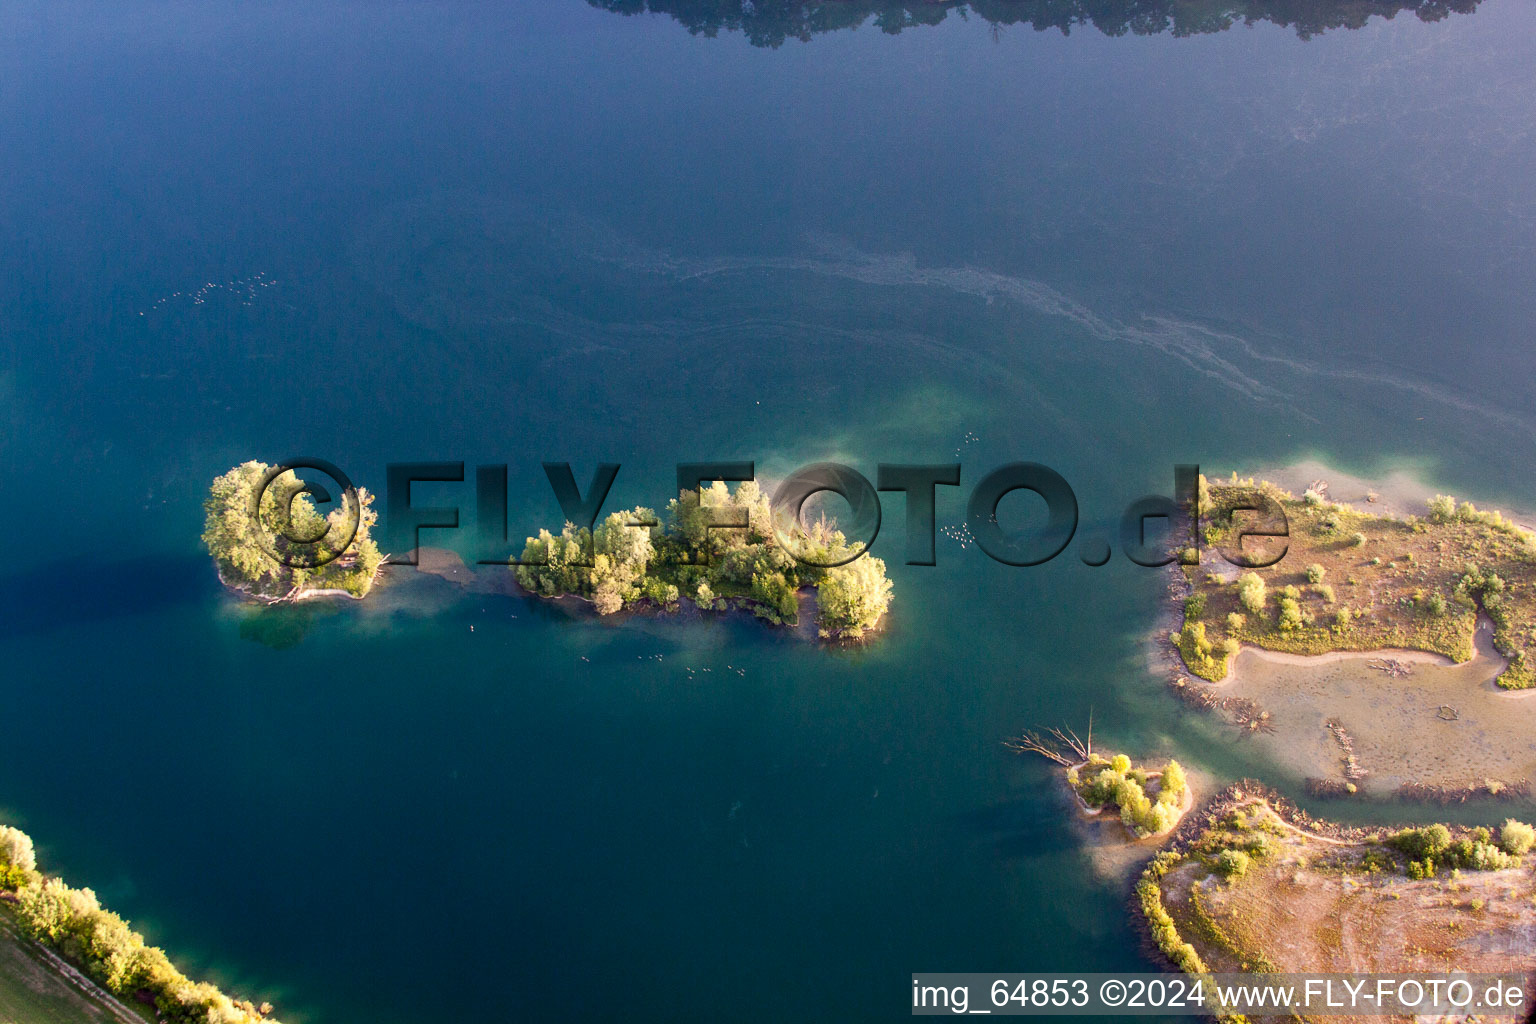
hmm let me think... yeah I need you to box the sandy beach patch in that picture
[1216,622,1536,794]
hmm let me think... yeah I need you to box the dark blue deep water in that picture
[2,1,1535,1021]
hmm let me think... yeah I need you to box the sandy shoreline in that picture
[1225,620,1536,701]
[1246,457,1536,533]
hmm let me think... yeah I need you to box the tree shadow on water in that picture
[0,554,211,640]
[236,604,323,649]
[951,796,1082,860]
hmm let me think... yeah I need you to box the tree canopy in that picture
[202,461,383,600]
[515,481,893,639]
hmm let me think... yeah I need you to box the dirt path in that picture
[0,907,145,1024]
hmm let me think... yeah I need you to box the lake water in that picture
[2,1,1535,1021]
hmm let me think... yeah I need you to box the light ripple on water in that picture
[355,194,1536,433]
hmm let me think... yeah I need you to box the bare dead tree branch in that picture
[1004,718,1094,766]
[1003,729,1075,766]
[1048,726,1091,763]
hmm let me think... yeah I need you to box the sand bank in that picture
[1215,621,1536,794]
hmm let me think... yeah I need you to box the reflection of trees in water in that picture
[588,0,1480,45]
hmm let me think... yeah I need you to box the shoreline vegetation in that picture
[203,462,384,602]
[1135,783,1535,1021]
[1172,473,1536,689]
[0,823,280,1024]
[513,480,893,640]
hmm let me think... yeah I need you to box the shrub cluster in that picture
[1237,572,1267,614]
[1172,621,1238,679]
[1388,822,1526,877]
[1500,818,1535,855]
[1137,853,1208,975]
[1215,849,1250,879]
[1075,755,1187,838]
[1276,596,1307,632]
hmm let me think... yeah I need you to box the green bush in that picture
[1390,824,1451,861]
[1429,494,1457,524]
[1277,597,1305,631]
[1174,621,1233,679]
[1237,572,1267,614]
[1305,563,1326,583]
[815,555,892,638]
[1215,849,1250,879]
[0,824,37,872]
[1499,819,1535,855]
[1456,841,1517,871]
[1161,760,1187,797]
[1386,827,1513,872]
[1079,769,1123,808]
[1351,531,1367,547]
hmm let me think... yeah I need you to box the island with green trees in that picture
[203,461,384,601]
[516,480,894,640]
[1173,474,1536,689]
[0,821,280,1024]
[1008,727,1193,839]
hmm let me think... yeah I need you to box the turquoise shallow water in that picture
[2,1,1536,1021]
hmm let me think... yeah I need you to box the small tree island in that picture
[515,480,894,640]
[202,461,384,601]
[1009,727,1193,839]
